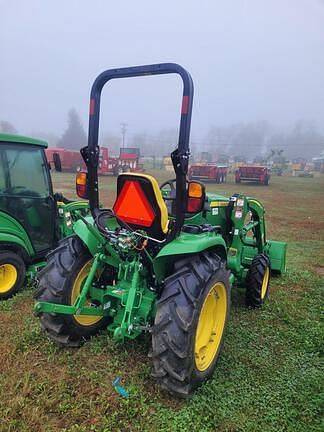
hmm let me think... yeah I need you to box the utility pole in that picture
[120,123,128,148]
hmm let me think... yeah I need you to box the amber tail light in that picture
[186,182,205,213]
[76,172,88,199]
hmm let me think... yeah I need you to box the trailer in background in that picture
[98,147,143,175]
[235,165,270,185]
[46,148,84,172]
[47,147,143,176]
[188,164,228,183]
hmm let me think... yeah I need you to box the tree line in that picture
[1,112,323,161]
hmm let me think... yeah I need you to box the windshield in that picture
[0,143,50,197]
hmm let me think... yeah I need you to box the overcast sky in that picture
[1,0,324,142]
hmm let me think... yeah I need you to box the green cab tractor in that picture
[0,133,89,300]
[34,63,287,397]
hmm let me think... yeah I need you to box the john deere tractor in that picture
[34,63,287,397]
[0,133,89,300]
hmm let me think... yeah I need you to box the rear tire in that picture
[151,253,230,397]
[0,251,25,300]
[34,236,109,347]
[245,254,271,308]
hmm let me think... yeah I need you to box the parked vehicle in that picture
[98,147,143,176]
[189,163,228,183]
[46,148,84,172]
[235,165,271,185]
[0,133,89,300]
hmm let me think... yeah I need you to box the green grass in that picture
[0,173,323,432]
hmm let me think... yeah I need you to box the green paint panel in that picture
[0,133,48,147]
[153,231,227,281]
[265,240,287,274]
[0,211,35,256]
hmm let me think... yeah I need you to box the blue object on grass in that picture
[112,377,129,398]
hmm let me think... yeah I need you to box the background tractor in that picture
[34,63,287,397]
[0,133,89,300]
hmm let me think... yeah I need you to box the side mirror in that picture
[76,172,88,199]
[186,181,205,213]
[53,153,62,172]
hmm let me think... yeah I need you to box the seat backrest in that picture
[113,173,169,240]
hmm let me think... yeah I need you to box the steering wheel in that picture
[160,178,176,196]
[160,179,177,216]
[160,178,191,217]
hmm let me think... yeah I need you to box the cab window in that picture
[0,144,50,197]
[0,155,5,191]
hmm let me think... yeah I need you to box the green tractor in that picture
[34,63,287,397]
[0,133,89,300]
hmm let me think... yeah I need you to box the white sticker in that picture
[234,229,239,235]
[212,208,219,215]
[237,198,244,207]
[235,210,243,219]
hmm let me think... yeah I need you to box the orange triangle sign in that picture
[113,180,155,227]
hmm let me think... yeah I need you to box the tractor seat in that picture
[113,173,169,240]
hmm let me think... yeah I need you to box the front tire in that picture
[245,254,271,308]
[151,253,230,397]
[0,251,25,300]
[34,236,109,346]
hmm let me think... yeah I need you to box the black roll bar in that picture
[81,62,194,240]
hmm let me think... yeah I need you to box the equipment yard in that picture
[0,171,323,432]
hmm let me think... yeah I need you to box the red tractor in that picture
[235,165,270,185]
[188,163,228,183]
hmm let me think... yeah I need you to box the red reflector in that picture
[187,197,201,213]
[89,99,95,115]
[113,180,155,227]
[76,184,87,199]
[181,95,189,114]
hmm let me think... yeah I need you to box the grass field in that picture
[0,172,323,432]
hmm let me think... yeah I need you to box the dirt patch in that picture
[313,266,324,276]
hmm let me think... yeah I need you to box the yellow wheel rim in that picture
[195,282,227,372]
[0,264,18,293]
[261,267,270,299]
[70,261,102,326]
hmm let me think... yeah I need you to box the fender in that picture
[72,217,123,268]
[0,211,34,256]
[72,217,101,256]
[153,231,227,282]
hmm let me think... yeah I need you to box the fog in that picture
[1,0,324,157]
